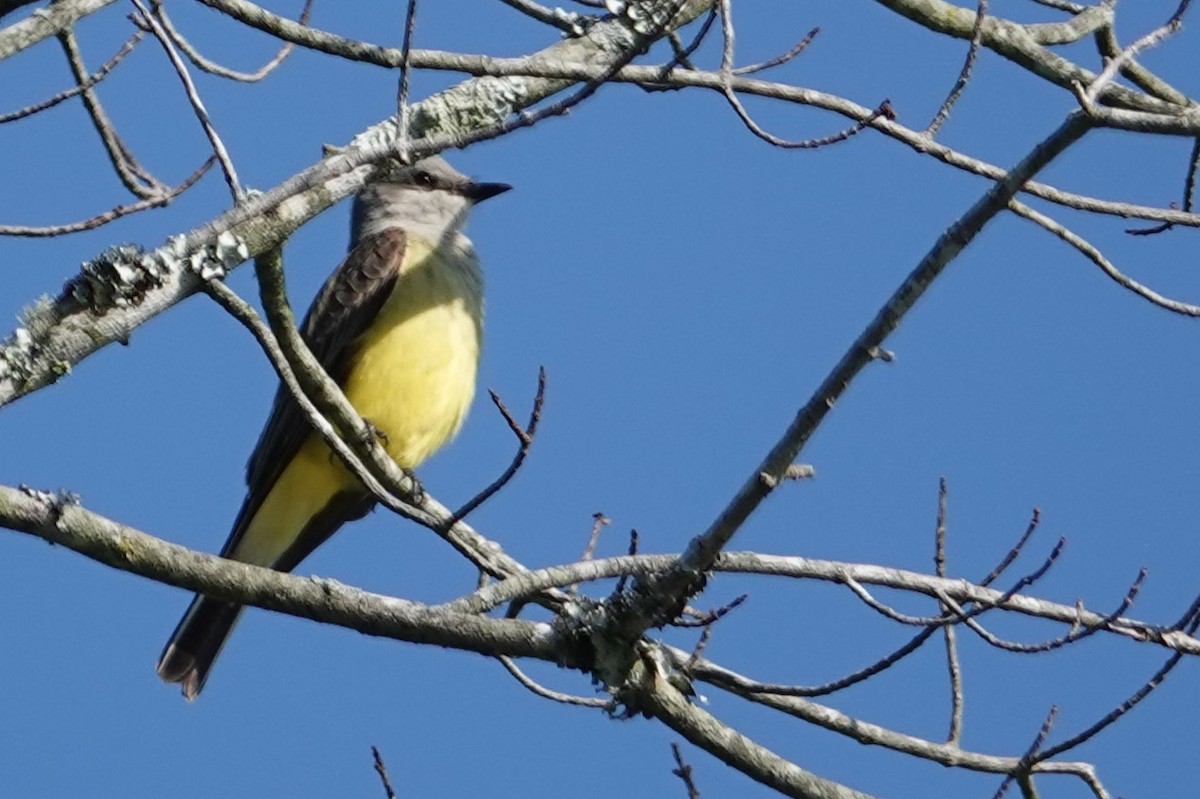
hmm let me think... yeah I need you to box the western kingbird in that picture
[157,156,510,700]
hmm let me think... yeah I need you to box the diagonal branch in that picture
[0,0,117,60]
[597,112,1093,655]
[1009,200,1200,316]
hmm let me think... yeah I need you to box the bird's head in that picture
[351,156,511,247]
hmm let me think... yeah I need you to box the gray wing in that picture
[217,227,408,558]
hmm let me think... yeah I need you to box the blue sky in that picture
[2,1,1199,796]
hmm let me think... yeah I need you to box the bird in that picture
[157,155,510,700]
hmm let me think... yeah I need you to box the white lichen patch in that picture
[0,326,34,381]
[62,244,170,312]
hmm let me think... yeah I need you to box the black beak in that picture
[464,181,512,203]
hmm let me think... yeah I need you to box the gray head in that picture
[350,156,510,247]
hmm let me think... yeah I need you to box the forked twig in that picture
[133,0,243,200]
[447,367,547,527]
[1080,0,1192,107]
[993,706,1058,799]
[56,28,166,198]
[716,0,893,148]
[671,743,702,798]
[1032,613,1200,764]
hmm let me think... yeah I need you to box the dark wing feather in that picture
[218,228,408,558]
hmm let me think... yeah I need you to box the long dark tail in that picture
[156,595,243,701]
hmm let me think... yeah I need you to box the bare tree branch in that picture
[0,156,214,236]
[57,26,166,198]
[0,28,143,124]
[149,0,312,83]
[0,0,117,61]
[0,484,564,661]
[132,1,244,201]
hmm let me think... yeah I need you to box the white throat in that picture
[351,183,473,249]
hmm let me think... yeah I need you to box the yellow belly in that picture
[341,255,482,469]
[230,241,482,567]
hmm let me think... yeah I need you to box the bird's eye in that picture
[413,171,435,188]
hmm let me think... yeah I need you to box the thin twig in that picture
[1081,0,1192,107]
[670,743,702,799]
[571,511,611,595]
[395,0,419,161]
[1028,0,1085,12]
[845,577,954,626]
[1183,137,1199,212]
[994,707,1059,799]
[716,0,894,148]
[732,26,819,75]
[828,534,1065,633]
[371,747,397,799]
[743,625,943,698]
[981,508,1041,588]
[581,512,611,562]
[613,529,639,595]
[947,570,1147,655]
[149,0,313,82]
[1170,589,1200,631]
[934,478,964,746]
[1009,199,1200,316]
[56,28,165,197]
[671,594,748,628]
[0,156,214,237]
[496,655,612,707]
[999,537,1067,598]
[685,627,713,674]
[1033,613,1200,763]
[447,367,547,526]
[926,0,987,135]
[659,5,716,74]
[1127,136,1200,235]
[132,1,243,200]
[0,29,143,124]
